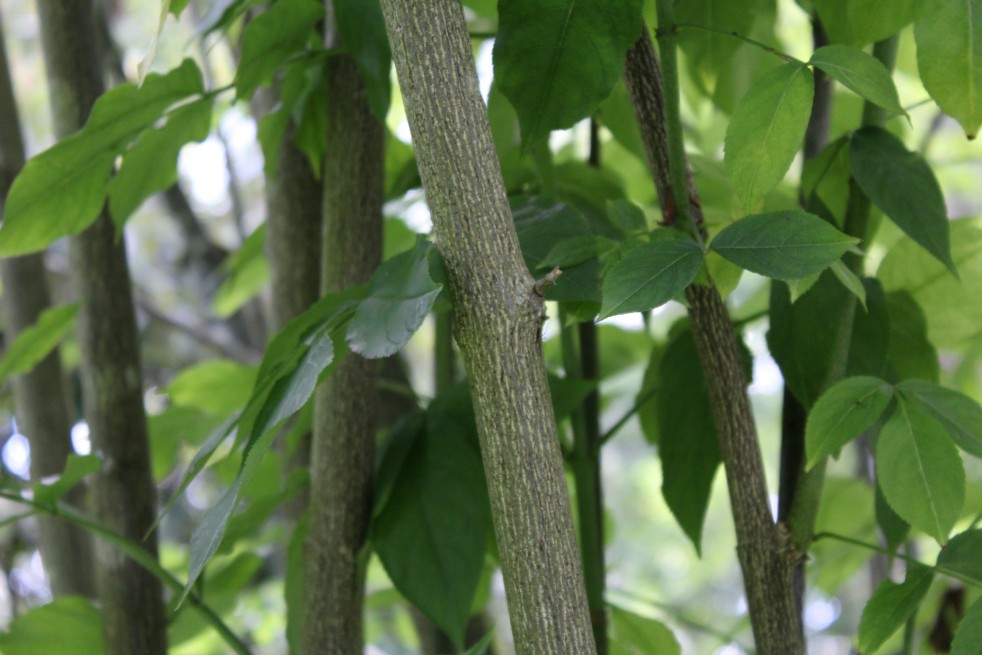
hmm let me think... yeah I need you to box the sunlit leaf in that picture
[724,62,814,213]
[877,400,965,543]
[915,0,982,138]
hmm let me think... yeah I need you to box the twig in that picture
[135,294,260,363]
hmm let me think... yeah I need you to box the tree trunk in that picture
[379,2,597,652]
[624,27,804,654]
[0,15,96,599]
[35,2,167,653]
[301,43,383,654]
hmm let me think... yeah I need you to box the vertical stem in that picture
[379,0,597,651]
[302,14,384,652]
[625,19,803,653]
[435,310,455,394]
[35,2,168,652]
[560,309,607,654]
[0,11,96,600]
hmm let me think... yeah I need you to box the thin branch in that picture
[598,386,658,449]
[672,23,802,64]
[135,294,260,363]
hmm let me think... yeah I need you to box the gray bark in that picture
[0,13,96,598]
[379,1,597,652]
[35,2,167,653]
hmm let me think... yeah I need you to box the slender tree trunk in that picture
[35,2,167,653]
[301,32,383,653]
[379,2,597,652]
[0,15,96,599]
[624,27,803,654]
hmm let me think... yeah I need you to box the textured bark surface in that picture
[301,51,382,653]
[0,18,95,597]
[35,2,167,653]
[380,2,596,652]
[625,27,804,654]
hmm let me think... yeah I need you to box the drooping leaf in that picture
[809,45,905,117]
[236,0,325,100]
[0,304,78,384]
[875,484,909,554]
[257,57,313,176]
[0,597,103,655]
[723,62,814,213]
[181,291,359,602]
[334,0,391,120]
[347,237,442,358]
[915,0,982,139]
[858,564,934,654]
[0,60,203,255]
[850,127,955,273]
[829,260,866,309]
[876,400,965,543]
[878,217,982,348]
[709,210,857,280]
[897,380,982,457]
[609,604,682,655]
[493,0,644,147]
[951,597,982,655]
[653,328,722,554]
[167,360,257,418]
[33,455,101,508]
[599,238,704,319]
[937,530,982,587]
[213,225,269,318]
[805,376,893,470]
[373,387,491,648]
[108,97,212,227]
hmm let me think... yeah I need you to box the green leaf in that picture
[858,564,933,654]
[0,304,78,383]
[147,406,222,481]
[951,597,982,655]
[809,45,905,117]
[373,387,492,648]
[0,60,203,255]
[937,530,982,586]
[538,235,617,270]
[875,484,909,554]
[167,360,258,418]
[334,0,391,120]
[845,279,889,378]
[512,196,603,303]
[828,259,866,309]
[878,217,982,348]
[723,62,814,213]
[897,380,982,457]
[181,292,358,602]
[606,199,648,235]
[847,0,918,46]
[876,400,965,543]
[885,292,939,382]
[915,0,982,139]
[548,375,598,423]
[493,0,644,147]
[33,454,101,507]
[0,597,103,655]
[236,0,325,100]
[676,0,758,78]
[599,238,704,319]
[654,328,722,554]
[213,225,269,318]
[812,477,878,594]
[170,0,190,16]
[805,376,893,470]
[108,97,212,227]
[346,237,442,358]
[709,210,857,280]
[850,127,955,273]
[609,604,681,655]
